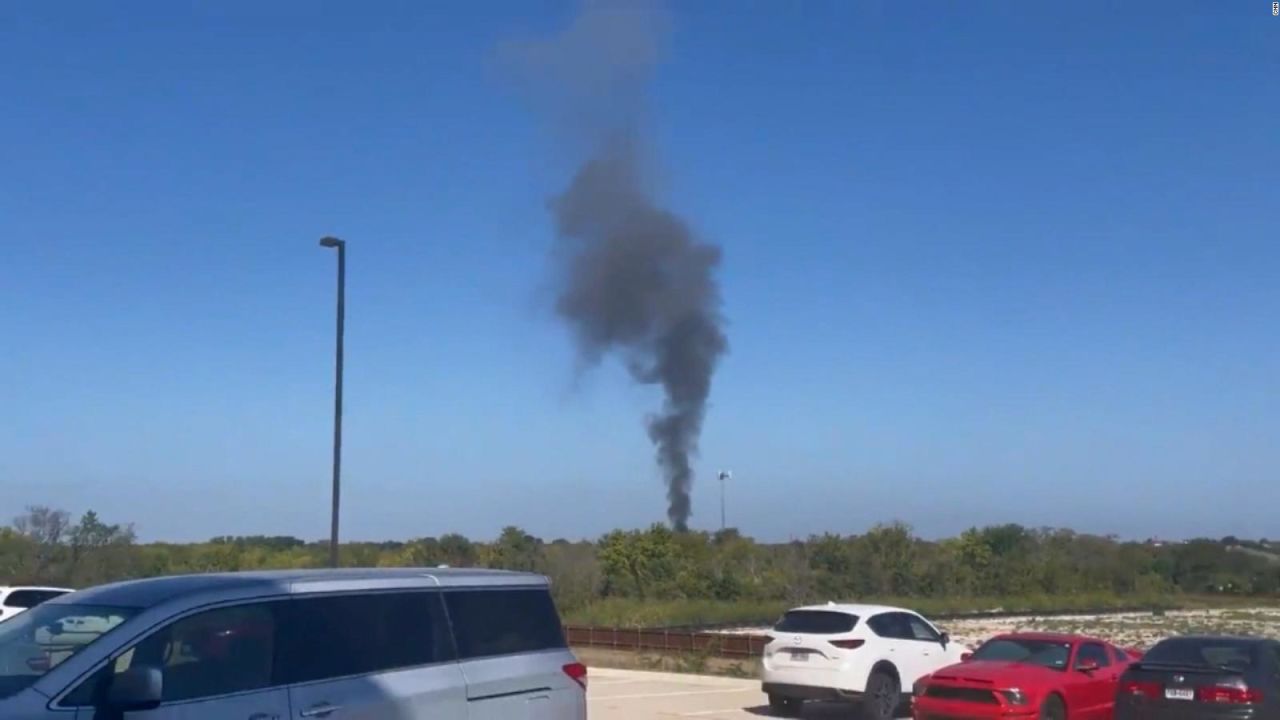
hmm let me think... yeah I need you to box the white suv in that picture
[761,603,967,719]
[0,587,71,623]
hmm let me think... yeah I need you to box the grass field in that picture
[562,593,1274,629]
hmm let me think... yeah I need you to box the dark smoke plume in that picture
[505,2,727,530]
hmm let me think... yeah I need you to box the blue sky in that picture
[2,1,1276,543]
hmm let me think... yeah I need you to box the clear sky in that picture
[2,1,1276,543]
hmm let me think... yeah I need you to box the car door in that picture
[865,613,929,688]
[61,601,291,720]
[446,587,582,720]
[279,590,467,720]
[899,613,948,685]
[1262,643,1280,716]
[1070,642,1115,720]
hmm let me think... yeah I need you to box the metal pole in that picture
[720,476,725,531]
[718,470,730,531]
[320,237,346,568]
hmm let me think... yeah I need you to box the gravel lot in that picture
[719,606,1280,651]
[938,607,1280,650]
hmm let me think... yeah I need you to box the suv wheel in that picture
[768,693,802,717]
[862,670,899,720]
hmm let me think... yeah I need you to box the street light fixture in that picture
[717,470,731,532]
[319,236,346,568]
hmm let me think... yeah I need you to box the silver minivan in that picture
[0,568,587,720]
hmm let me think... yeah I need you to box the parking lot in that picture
[589,668,909,719]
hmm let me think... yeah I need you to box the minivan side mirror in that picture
[106,666,163,712]
[939,632,950,647]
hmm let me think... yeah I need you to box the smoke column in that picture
[505,1,727,530]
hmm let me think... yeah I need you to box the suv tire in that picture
[768,694,802,717]
[862,670,899,720]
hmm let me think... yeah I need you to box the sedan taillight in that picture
[1198,684,1262,704]
[1119,680,1161,699]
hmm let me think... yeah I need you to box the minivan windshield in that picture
[0,603,137,700]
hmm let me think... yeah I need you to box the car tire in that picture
[862,671,899,720]
[768,694,802,717]
[1038,694,1065,720]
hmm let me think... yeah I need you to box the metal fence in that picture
[563,625,769,658]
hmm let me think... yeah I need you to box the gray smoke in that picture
[505,2,727,530]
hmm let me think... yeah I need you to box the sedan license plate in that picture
[1165,688,1194,701]
[790,651,809,662]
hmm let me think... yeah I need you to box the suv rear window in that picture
[445,588,566,659]
[774,610,858,634]
[1142,638,1258,671]
[4,590,68,609]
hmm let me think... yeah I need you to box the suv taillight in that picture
[830,639,865,650]
[1198,684,1262,704]
[563,662,588,690]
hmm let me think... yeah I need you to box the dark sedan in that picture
[1116,635,1280,719]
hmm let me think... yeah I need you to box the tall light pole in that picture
[717,470,731,531]
[319,236,346,568]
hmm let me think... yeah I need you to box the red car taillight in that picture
[1119,680,1161,699]
[1198,684,1262,704]
[830,639,865,650]
[563,662,588,690]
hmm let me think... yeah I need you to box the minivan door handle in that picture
[300,703,341,718]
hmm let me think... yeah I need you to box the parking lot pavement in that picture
[588,668,910,719]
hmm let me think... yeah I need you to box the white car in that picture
[761,603,968,719]
[0,587,72,623]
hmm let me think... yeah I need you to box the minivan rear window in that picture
[774,610,858,635]
[445,588,566,659]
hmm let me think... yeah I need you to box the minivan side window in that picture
[62,602,279,706]
[277,591,454,684]
[445,588,566,659]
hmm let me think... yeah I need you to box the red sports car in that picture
[912,632,1141,720]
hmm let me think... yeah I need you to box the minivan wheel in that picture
[768,693,802,717]
[862,671,899,720]
[1039,694,1065,720]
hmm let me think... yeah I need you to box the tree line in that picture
[3,506,1277,626]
